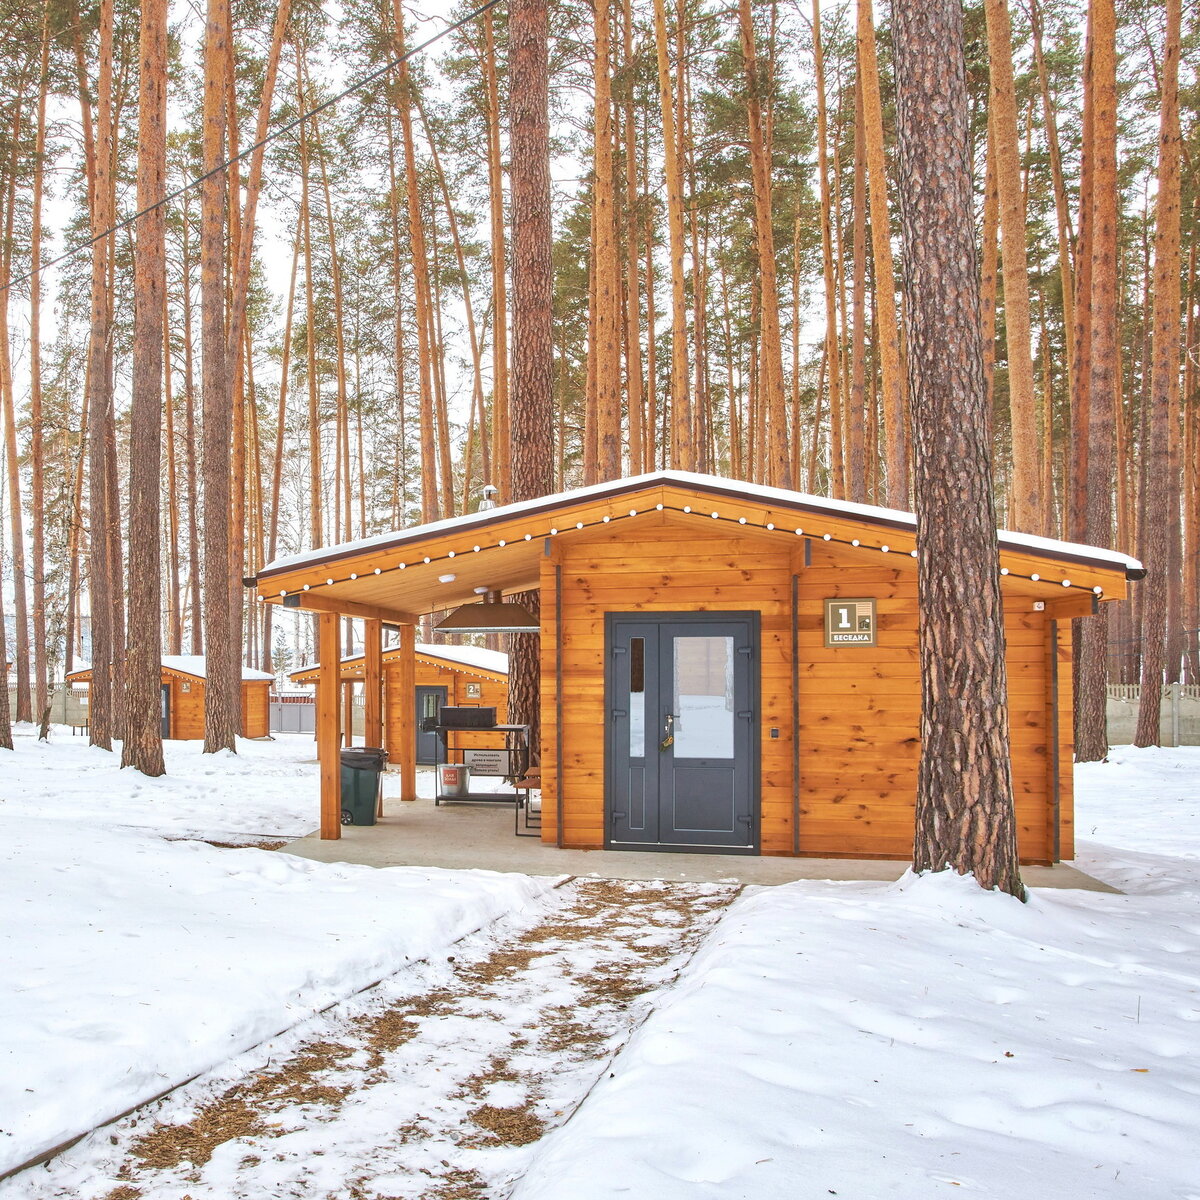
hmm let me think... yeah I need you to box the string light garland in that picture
[268,503,1108,601]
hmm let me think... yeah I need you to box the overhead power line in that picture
[4,0,503,296]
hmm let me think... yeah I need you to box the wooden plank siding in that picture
[539,513,1078,864]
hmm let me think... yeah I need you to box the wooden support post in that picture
[396,623,417,802]
[364,618,383,747]
[317,612,342,839]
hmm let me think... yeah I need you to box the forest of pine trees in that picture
[0,0,1195,760]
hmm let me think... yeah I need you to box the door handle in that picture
[660,712,674,752]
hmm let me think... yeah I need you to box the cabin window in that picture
[673,636,735,759]
[629,636,645,758]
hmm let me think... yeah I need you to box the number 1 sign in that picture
[824,598,877,647]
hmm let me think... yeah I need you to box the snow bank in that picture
[0,727,320,840]
[0,727,550,1177]
[0,817,548,1178]
[514,750,1200,1200]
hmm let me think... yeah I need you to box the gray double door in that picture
[607,612,758,853]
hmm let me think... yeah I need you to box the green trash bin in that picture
[339,747,387,826]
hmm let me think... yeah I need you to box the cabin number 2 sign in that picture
[824,598,877,647]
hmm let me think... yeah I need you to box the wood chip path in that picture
[15,878,738,1200]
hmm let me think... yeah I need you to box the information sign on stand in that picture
[463,748,512,777]
[824,598,877,647]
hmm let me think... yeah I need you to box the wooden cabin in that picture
[253,471,1143,862]
[66,656,273,740]
[288,643,509,764]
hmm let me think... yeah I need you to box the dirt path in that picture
[21,878,738,1200]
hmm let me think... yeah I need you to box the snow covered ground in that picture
[513,747,1200,1200]
[2,726,1198,1197]
[0,726,550,1180]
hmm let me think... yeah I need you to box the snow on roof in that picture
[160,656,275,683]
[290,642,509,680]
[260,470,1144,578]
[67,657,274,683]
[416,643,509,675]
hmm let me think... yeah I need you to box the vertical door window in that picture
[629,636,645,758]
[672,636,735,758]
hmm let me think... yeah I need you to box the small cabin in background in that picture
[289,643,509,764]
[66,656,273,740]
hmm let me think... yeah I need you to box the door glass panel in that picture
[423,694,439,719]
[673,636,735,758]
[629,637,645,758]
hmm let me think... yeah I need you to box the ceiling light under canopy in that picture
[433,588,540,634]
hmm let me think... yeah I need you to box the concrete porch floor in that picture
[281,773,1118,892]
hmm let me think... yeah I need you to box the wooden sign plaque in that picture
[824,598,877,647]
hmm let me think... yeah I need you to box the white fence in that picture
[1107,684,1200,747]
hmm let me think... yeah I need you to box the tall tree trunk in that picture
[847,79,868,501]
[0,132,32,726]
[29,10,50,716]
[1134,0,1181,746]
[1075,0,1118,763]
[592,0,622,482]
[738,0,790,487]
[652,0,692,470]
[984,0,1041,532]
[1029,0,1076,431]
[82,0,116,750]
[201,0,238,753]
[892,0,1024,899]
[856,0,907,507]
[123,0,168,776]
[483,10,511,500]
[390,5,440,522]
[812,0,844,498]
[509,0,554,763]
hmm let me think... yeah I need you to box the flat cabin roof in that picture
[255,471,1143,623]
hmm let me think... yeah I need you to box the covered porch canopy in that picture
[254,470,1142,846]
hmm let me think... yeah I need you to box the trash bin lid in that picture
[340,748,384,767]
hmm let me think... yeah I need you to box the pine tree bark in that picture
[122,0,168,776]
[652,0,692,470]
[812,0,844,498]
[0,120,32,725]
[29,11,50,717]
[390,6,440,522]
[1075,0,1118,763]
[738,0,790,488]
[983,0,1041,532]
[856,0,907,507]
[509,0,554,763]
[483,10,511,501]
[591,0,622,482]
[892,0,1024,899]
[201,0,238,753]
[1134,0,1181,746]
[82,0,116,750]
[847,79,868,501]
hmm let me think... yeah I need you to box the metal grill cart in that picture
[434,707,530,806]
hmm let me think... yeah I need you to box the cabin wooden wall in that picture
[166,677,269,740]
[241,681,271,739]
[168,677,206,740]
[540,514,1070,864]
[540,515,796,851]
[382,660,509,763]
